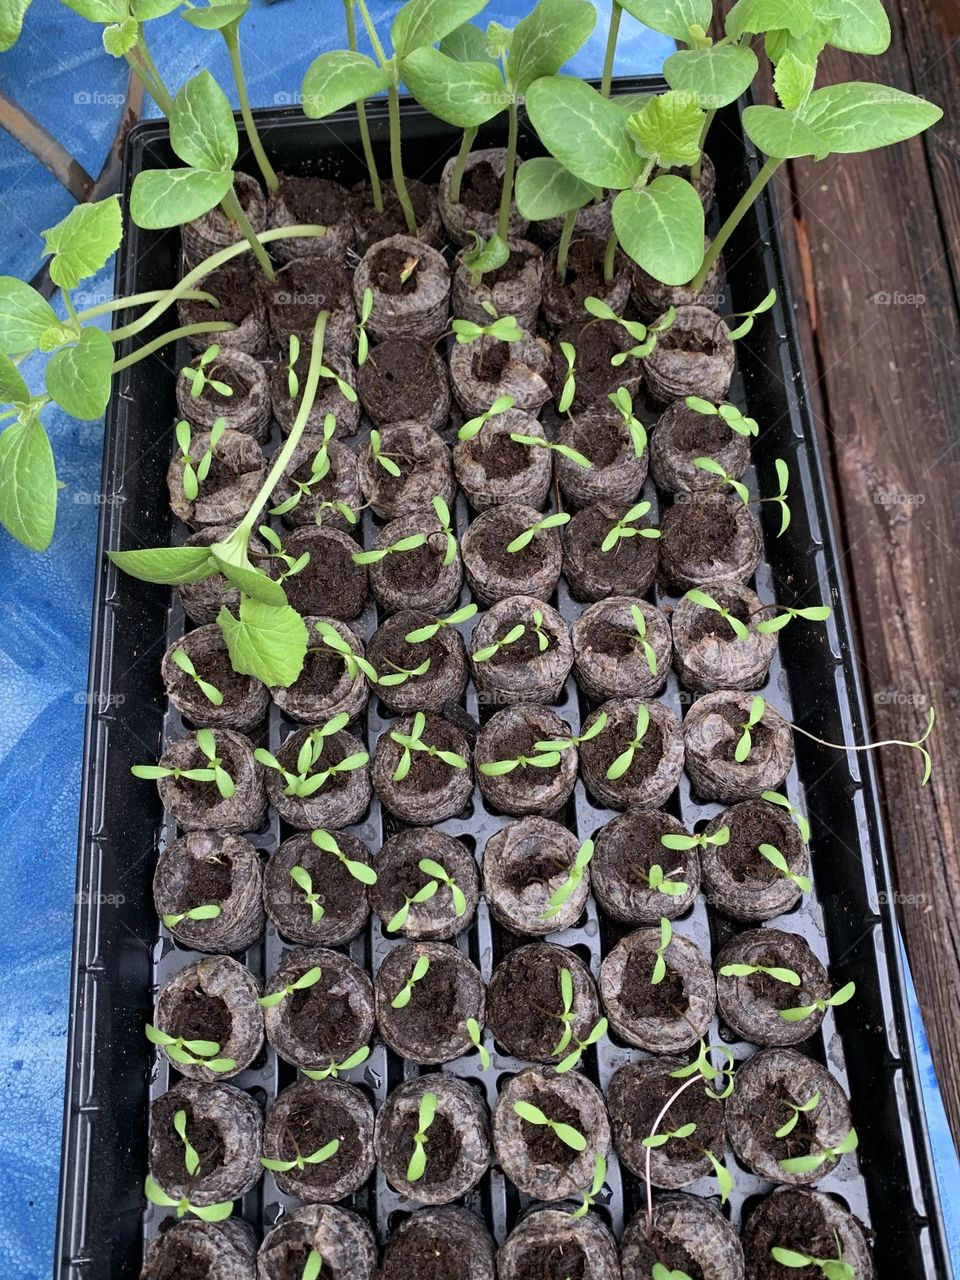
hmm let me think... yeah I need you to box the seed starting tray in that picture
[55,84,952,1280]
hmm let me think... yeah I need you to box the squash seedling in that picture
[369,429,402,478]
[406,1090,439,1181]
[608,387,649,459]
[175,417,226,503]
[458,394,516,442]
[550,967,577,1056]
[161,903,222,929]
[387,880,440,933]
[144,1174,232,1223]
[761,790,812,843]
[473,623,526,664]
[719,961,801,987]
[132,728,236,799]
[465,1017,490,1070]
[759,843,812,895]
[311,828,378,886]
[584,296,676,362]
[506,511,571,554]
[255,715,369,797]
[452,314,524,345]
[356,287,374,366]
[389,711,469,782]
[775,1089,821,1140]
[684,396,759,439]
[771,1241,854,1280]
[479,748,562,776]
[735,696,766,763]
[405,603,479,644]
[170,647,224,706]
[181,344,233,400]
[530,609,552,653]
[539,838,595,922]
[692,457,750,504]
[513,1099,587,1152]
[311,620,379,684]
[685,588,750,640]
[144,1023,236,1073]
[432,496,458,566]
[353,533,427,566]
[461,232,512,289]
[261,1137,341,1174]
[391,953,431,1009]
[606,704,650,781]
[780,982,857,1024]
[258,965,324,1009]
[419,857,468,917]
[536,714,608,756]
[302,1045,372,1082]
[661,827,730,853]
[557,342,577,412]
[286,337,302,401]
[756,603,832,634]
[649,917,672,986]
[571,1153,607,1219]
[509,431,592,470]
[600,501,660,552]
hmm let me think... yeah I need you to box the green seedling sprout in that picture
[258,965,323,1009]
[653,1268,693,1280]
[369,428,402,478]
[775,1090,821,1140]
[312,620,378,684]
[302,1249,324,1280]
[513,1099,587,1152]
[405,603,478,644]
[256,525,311,583]
[530,609,551,653]
[606,704,650,781]
[316,499,358,527]
[642,1119,697,1149]
[608,386,648,458]
[557,341,576,412]
[145,1023,236,1073]
[735,696,766,763]
[625,604,658,675]
[255,715,369,798]
[261,1137,340,1173]
[181,344,233,400]
[702,1148,735,1204]
[389,710,469,782]
[771,1235,855,1280]
[600,501,659,553]
[650,917,672,985]
[176,417,226,503]
[685,588,751,640]
[790,706,936,787]
[661,827,730,853]
[353,533,426,566]
[556,1015,607,1074]
[473,622,526,664]
[642,864,689,898]
[509,432,592,470]
[466,1017,490,1070]
[720,961,801,987]
[780,981,857,1024]
[479,748,562,776]
[378,656,432,688]
[144,1174,232,1223]
[571,1153,606,1219]
[312,828,378,885]
[766,458,791,536]
[318,354,358,406]
[287,336,302,400]
[357,288,374,366]
[761,791,812,843]
[684,396,759,438]
[392,954,431,1009]
[302,1045,372,1081]
[551,967,576,1056]
[506,511,571,554]
[406,1091,438,1182]
[432,496,458,566]
[692,457,750,504]
[458,394,516,442]
[161,903,221,929]
[540,839,595,922]
[173,1108,200,1176]
[584,296,676,361]
[386,880,440,933]
[759,843,812,895]
[452,314,524,345]
[132,727,236,799]
[419,858,467,916]
[170,647,224,706]
[726,288,777,341]
[290,865,325,924]
[269,415,340,516]
[756,603,832,634]
[461,232,512,289]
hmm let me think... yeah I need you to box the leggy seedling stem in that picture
[691,156,782,292]
[222,22,280,193]
[345,0,383,212]
[498,101,520,243]
[450,126,479,204]
[356,0,417,236]
[599,2,622,99]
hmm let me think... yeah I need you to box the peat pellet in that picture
[366,609,469,715]
[715,927,832,1047]
[262,723,371,830]
[683,690,794,803]
[658,493,762,592]
[181,171,266,267]
[140,1219,257,1280]
[280,525,369,621]
[262,946,375,1075]
[556,404,649,510]
[178,260,268,359]
[452,237,543,332]
[154,954,264,1083]
[259,255,356,353]
[462,502,564,606]
[267,174,355,263]
[572,596,671,702]
[561,501,660,601]
[741,1187,874,1280]
[162,623,269,732]
[369,827,478,941]
[352,176,443,253]
[356,421,454,521]
[599,927,716,1052]
[470,595,573,707]
[152,728,266,834]
[366,509,464,617]
[485,942,600,1063]
[483,818,588,935]
[438,147,527,245]
[578,698,684,811]
[380,1206,495,1280]
[271,341,360,438]
[258,1205,377,1280]
[354,233,450,342]
[271,616,370,725]
[541,234,631,330]
[549,319,644,414]
[357,337,451,432]
[261,1078,375,1202]
[167,427,266,531]
[269,436,361,531]
[475,704,578,817]
[650,396,751,495]
[620,1192,745,1280]
[263,830,373,947]
[448,329,553,417]
[671,581,778,691]
[700,799,809,922]
[175,347,271,442]
[590,808,700,925]
[642,305,735,406]
[149,1079,262,1206]
[374,939,485,1065]
[372,710,473,824]
[453,408,553,512]
[154,831,265,953]
[497,1209,620,1280]
[631,237,726,321]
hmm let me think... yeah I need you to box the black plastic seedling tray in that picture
[56,81,952,1279]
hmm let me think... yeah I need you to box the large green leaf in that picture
[626,92,704,168]
[170,71,238,172]
[391,0,488,59]
[181,1,248,30]
[619,0,711,42]
[218,597,308,687]
[812,0,889,54]
[210,528,288,606]
[0,277,59,356]
[612,176,704,286]
[0,0,33,50]
[42,196,123,290]
[301,50,391,119]
[0,352,31,406]
[401,48,508,126]
[45,326,114,420]
[742,104,827,158]
[439,20,494,62]
[132,0,184,17]
[664,44,759,109]
[525,75,642,191]
[58,0,126,21]
[726,0,814,39]
[514,157,597,220]
[0,411,57,550]
[800,82,943,154]
[130,168,234,229]
[509,0,596,95]
[108,544,219,585]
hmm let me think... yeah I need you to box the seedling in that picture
[461,232,511,289]
[641,864,689,898]
[556,1016,607,1074]
[608,386,648,458]
[539,839,595,922]
[318,355,358,406]
[780,981,857,1023]
[551,967,577,1056]
[473,623,526,664]
[175,417,226,502]
[761,791,812,843]
[311,620,378,683]
[255,715,369,797]
[692,457,750,504]
[386,880,439,933]
[684,396,759,438]
[290,865,324,924]
[624,604,658,676]
[144,1023,236,1073]
[261,1137,341,1173]
[509,432,592,469]
[719,961,801,987]
[669,1041,736,1102]
[452,314,523,344]
[161,903,221,929]
[378,656,432,688]
[759,843,812,895]
[584,296,675,361]
[405,603,478,644]
[606,704,650,781]
[762,458,792,536]
[513,1099,587,1152]
[406,1091,438,1182]
[368,428,402,478]
[398,254,419,287]
[702,1149,735,1204]
[458,394,516,442]
[170,647,224,706]
[571,1153,606,1219]
[506,511,571,553]
[466,1017,490,1070]
[650,917,672,985]
[356,288,373,366]
[600,501,660,552]
[301,1045,371,1082]
[642,1120,697,1149]
[302,1251,324,1280]
[530,609,551,653]
[775,1090,821,1139]
[432,496,458,566]
[389,711,468,782]
[258,965,323,1009]
[391,954,431,1010]
[144,1174,232,1223]
[478,748,562,776]
[316,498,358,527]
[173,1108,201,1176]
[652,1268,692,1280]
[557,342,576,411]
[771,1237,855,1280]
[132,728,236,800]
[661,827,730,852]
[287,336,301,399]
[181,344,233,400]
[790,706,936,787]
[685,588,750,640]
[311,828,378,885]
[735,696,766,763]
[418,858,467,916]
[756,603,832,634]
[269,415,339,516]
[726,288,777,341]
[352,533,426,566]
[257,525,311,583]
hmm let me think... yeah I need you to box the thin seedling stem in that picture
[345,0,383,212]
[692,156,782,290]
[223,24,280,192]
[450,126,478,205]
[600,1,622,99]
[221,184,277,281]
[497,100,519,242]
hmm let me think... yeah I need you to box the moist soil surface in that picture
[354,178,436,245]
[482,622,556,670]
[733,1077,820,1166]
[172,855,235,916]
[620,1068,723,1163]
[386,951,465,1043]
[564,416,625,469]
[621,946,690,1022]
[483,718,556,787]
[472,509,548,582]
[569,504,658,590]
[287,971,363,1059]
[381,1229,474,1280]
[276,846,364,926]
[467,430,533,482]
[471,339,512,383]
[167,645,254,707]
[188,359,256,411]
[668,411,734,454]
[459,160,501,214]
[273,1093,363,1190]
[748,1195,841,1280]
[583,617,647,661]
[659,317,727,356]
[648,1233,705,1280]
[180,264,259,329]
[152,1095,225,1184]
[502,844,571,895]
[376,537,446,596]
[150,1230,217,1280]
[370,245,423,297]
[713,704,775,765]
[282,536,368,618]
[390,717,466,796]
[278,731,358,800]
[375,845,453,916]
[552,237,615,312]
[268,258,352,316]
[278,174,348,225]
[664,497,739,564]
[368,626,446,691]
[168,988,233,1048]
[358,349,445,431]
[722,805,793,884]
[686,595,753,644]
[481,246,533,288]
[741,955,805,1013]
[287,644,350,702]
[580,719,664,788]
[169,735,251,813]
[560,321,633,406]
[487,948,572,1059]
[513,1243,587,1280]
[518,1086,584,1169]
[269,1243,343,1280]
[598,813,688,895]
[392,1110,461,1185]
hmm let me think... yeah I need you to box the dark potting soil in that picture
[283,846,364,924]
[565,415,624,469]
[151,1095,225,1184]
[742,955,804,1013]
[686,595,753,644]
[393,717,466,795]
[190,359,255,411]
[149,1231,215,1280]
[180,264,259,328]
[483,247,533,288]
[563,321,634,405]
[387,952,464,1042]
[269,1243,342,1280]
[668,411,733,454]
[473,509,546,581]
[471,340,511,383]
[168,644,255,707]
[274,1093,363,1190]
[649,1234,705,1280]
[621,946,690,1022]
[278,731,357,797]
[287,973,361,1059]
[459,161,501,215]
[353,178,436,245]
[290,645,349,701]
[502,845,572,895]
[381,1228,473,1280]
[664,496,739,566]
[714,704,775,765]
[174,854,235,915]
[486,718,552,776]
[376,537,445,595]
[392,1110,461,1185]
[278,174,349,226]
[170,735,251,812]
[487,949,570,1058]
[512,1243,587,1280]
[195,448,260,503]
[358,342,444,428]
[735,1077,820,1165]
[376,846,449,915]
[580,719,665,787]
[585,617,647,661]
[659,317,726,357]
[484,622,555,670]
[369,626,446,687]
[282,537,368,619]
[569,504,658,591]
[371,245,423,297]
[599,813,687,892]
[553,236,615,311]
[269,258,352,315]
[748,1194,839,1280]
[518,1086,583,1169]
[473,430,535,481]
[723,805,791,884]
[622,1068,724,1162]
[168,988,233,1048]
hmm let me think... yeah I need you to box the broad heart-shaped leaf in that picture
[58,0,126,20]
[181,1,248,30]
[812,0,889,54]
[0,352,30,406]
[211,531,288,606]
[726,0,815,39]
[0,0,33,51]
[800,82,943,155]
[626,91,704,169]
[613,177,705,287]
[664,44,759,110]
[390,0,488,59]
[109,544,219,585]
[0,411,57,550]
[525,76,642,191]
[619,0,711,41]
[0,277,59,356]
[130,168,234,229]
[218,597,308,687]
[171,71,238,172]
[514,157,597,220]
[742,104,827,159]
[301,49,391,119]
[508,0,596,96]
[45,326,113,420]
[42,196,122,290]
[440,20,494,62]
[401,48,507,127]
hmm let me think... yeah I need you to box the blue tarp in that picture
[0,4,955,1277]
